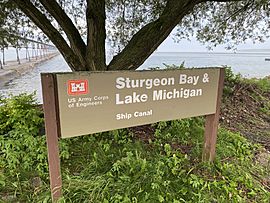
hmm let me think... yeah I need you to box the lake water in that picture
[0,51,269,103]
[140,52,270,78]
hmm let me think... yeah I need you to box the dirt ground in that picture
[130,77,270,152]
[220,79,270,150]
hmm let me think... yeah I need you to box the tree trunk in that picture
[86,0,106,71]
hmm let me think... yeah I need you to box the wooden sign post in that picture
[202,68,225,161]
[41,68,225,201]
[41,74,62,201]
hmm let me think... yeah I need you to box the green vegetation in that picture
[246,78,270,93]
[0,70,270,202]
[0,94,70,201]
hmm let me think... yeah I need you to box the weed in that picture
[0,90,269,202]
[0,94,69,201]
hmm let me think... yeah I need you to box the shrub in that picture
[0,93,69,201]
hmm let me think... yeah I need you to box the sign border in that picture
[41,68,225,201]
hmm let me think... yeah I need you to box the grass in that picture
[55,126,269,203]
[1,116,269,202]
[246,77,270,93]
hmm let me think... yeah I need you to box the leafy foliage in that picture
[246,77,270,93]
[2,1,270,53]
[222,67,242,96]
[59,121,269,203]
[0,93,269,202]
[2,0,269,71]
[176,1,270,50]
[106,0,166,52]
[0,94,70,201]
[0,1,34,48]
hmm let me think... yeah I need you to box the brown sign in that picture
[41,68,224,201]
[55,68,220,138]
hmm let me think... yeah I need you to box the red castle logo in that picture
[68,80,88,95]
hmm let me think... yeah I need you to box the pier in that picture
[0,36,59,87]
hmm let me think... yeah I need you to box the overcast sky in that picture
[158,35,270,52]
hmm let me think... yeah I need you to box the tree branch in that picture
[225,1,254,21]
[12,0,85,71]
[107,0,245,70]
[39,0,87,69]
[108,0,200,70]
[86,0,106,71]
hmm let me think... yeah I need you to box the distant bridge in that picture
[0,35,57,69]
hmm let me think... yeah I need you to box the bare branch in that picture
[39,0,86,67]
